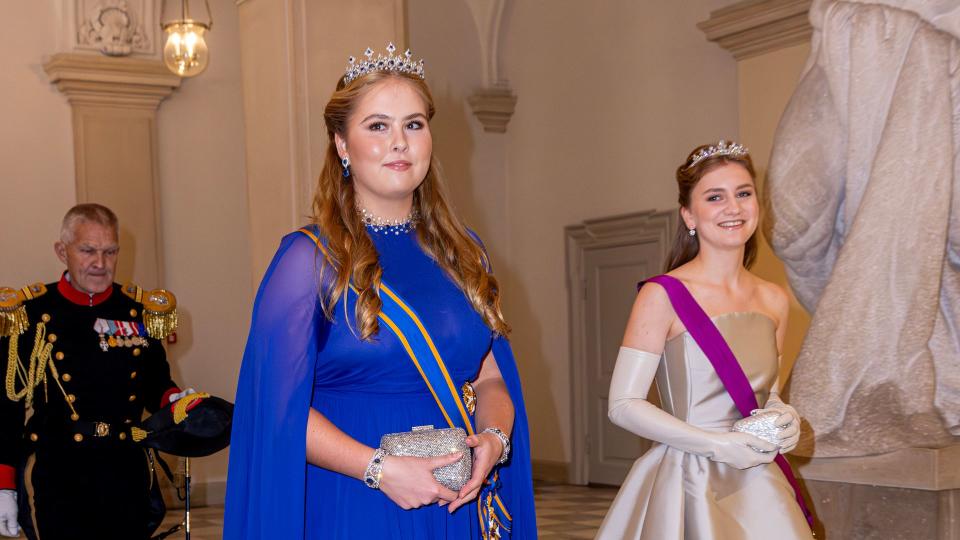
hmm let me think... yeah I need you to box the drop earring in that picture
[341,157,351,178]
[688,228,696,237]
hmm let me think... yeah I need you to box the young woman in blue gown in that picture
[223,44,536,539]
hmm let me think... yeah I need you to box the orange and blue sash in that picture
[298,228,513,538]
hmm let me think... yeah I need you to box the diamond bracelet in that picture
[482,427,511,465]
[363,448,387,489]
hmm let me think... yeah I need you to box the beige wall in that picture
[0,2,76,285]
[737,43,812,380]
[411,0,740,464]
[408,1,510,265]
[157,0,250,489]
[503,0,739,464]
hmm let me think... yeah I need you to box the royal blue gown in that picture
[224,224,536,539]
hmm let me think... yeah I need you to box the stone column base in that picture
[792,445,960,539]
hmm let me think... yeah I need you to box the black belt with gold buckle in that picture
[71,420,132,442]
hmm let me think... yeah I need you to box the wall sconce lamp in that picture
[160,0,213,77]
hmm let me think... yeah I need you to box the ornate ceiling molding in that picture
[698,0,812,60]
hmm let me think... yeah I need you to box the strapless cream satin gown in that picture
[596,312,813,540]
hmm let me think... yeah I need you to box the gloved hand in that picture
[756,393,800,453]
[608,347,779,471]
[0,489,18,538]
[168,387,196,403]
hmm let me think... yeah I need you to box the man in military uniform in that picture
[0,204,192,540]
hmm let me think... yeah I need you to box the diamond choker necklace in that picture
[358,206,420,235]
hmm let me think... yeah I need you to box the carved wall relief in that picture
[75,0,155,56]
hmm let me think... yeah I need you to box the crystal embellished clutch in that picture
[731,410,784,449]
[380,425,472,491]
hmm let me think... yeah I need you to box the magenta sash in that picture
[644,274,815,528]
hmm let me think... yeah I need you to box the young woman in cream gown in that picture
[595,141,814,540]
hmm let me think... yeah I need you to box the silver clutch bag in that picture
[731,410,784,449]
[380,425,472,491]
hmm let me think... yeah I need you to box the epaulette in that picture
[0,283,47,337]
[122,283,178,340]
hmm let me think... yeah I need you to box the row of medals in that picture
[98,333,150,351]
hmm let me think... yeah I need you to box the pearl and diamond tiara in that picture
[343,42,425,86]
[685,139,749,170]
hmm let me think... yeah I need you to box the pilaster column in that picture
[44,53,180,285]
[465,0,517,133]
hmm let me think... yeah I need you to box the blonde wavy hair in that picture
[312,70,510,340]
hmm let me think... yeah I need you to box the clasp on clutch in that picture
[412,425,434,431]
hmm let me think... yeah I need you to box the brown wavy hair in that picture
[312,70,510,340]
[664,143,758,272]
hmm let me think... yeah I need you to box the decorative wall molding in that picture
[467,86,517,133]
[698,0,812,60]
[72,0,157,56]
[465,0,517,133]
[44,53,180,107]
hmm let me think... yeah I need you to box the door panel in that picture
[585,242,662,485]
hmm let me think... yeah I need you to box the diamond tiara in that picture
[685,139,749,170]
[343,42,425,86]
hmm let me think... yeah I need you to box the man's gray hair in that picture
[60,203,119,244]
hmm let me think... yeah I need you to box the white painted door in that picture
[583,241,662,486]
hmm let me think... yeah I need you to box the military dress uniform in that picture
[0,274,181,540]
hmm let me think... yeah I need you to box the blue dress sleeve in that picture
[224,231,329,540]
[491,338,537,539]
[465,228,538,538]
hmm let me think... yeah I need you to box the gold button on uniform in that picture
[130,309,138,317]
[55,352,65,361]
[67,394,76,403]
[41,314,50,322]
[61,373,71,382]
[119,432,127,440]
[130,371,137,379]
[29,433,38,442]
[47,334,57,343]
[132,348,141,357]
[128,394,136,402]
[70,413,79,421]
[74,434,83,442]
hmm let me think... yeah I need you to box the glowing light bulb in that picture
[162,22,209,77]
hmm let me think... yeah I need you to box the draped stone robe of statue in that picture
[767,0,960,457]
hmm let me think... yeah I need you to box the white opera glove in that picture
[757,393,800,454]
[168,387,196,404]
[0,490,18,538]
[608,347,778,470]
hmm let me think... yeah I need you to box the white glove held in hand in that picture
[0,489,18,538]
[758,393,800,454]
[608,347,778,470]
[168,387,197,404]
